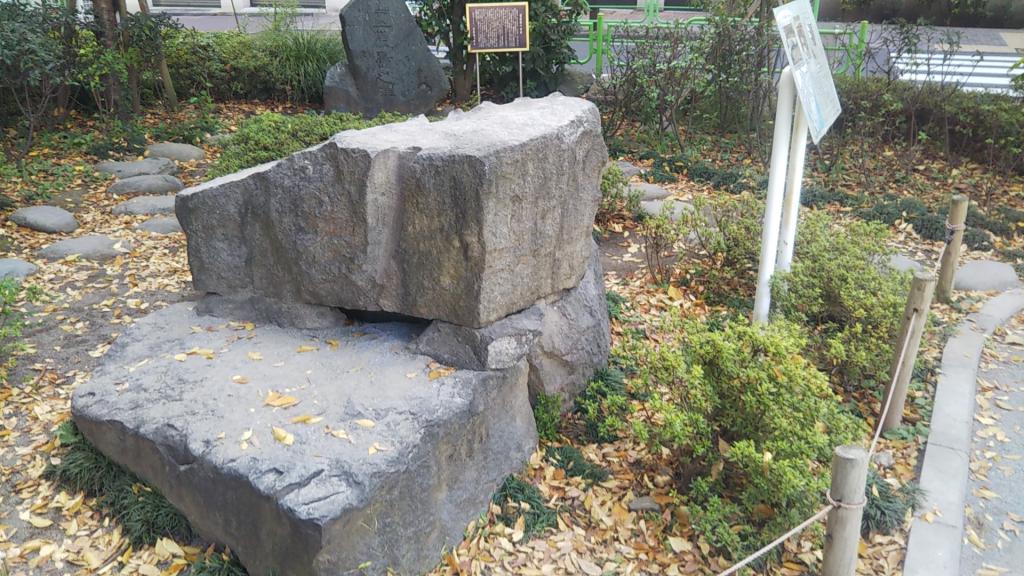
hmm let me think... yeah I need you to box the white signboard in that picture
[773,0,841,144]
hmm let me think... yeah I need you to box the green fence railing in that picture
[568,0,869,79]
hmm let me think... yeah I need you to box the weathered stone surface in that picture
[954,260,1021,292]
[0,258,38,280]
[628,496,662,513]
[323,0,448,117]
[38,234,130,261]
[557,69,595,98]
[410,243,610,405]
[641,199,693,222]
[137,216,182,235]
[95,157,177,179]
[632,182,670,201]
[889,254,923,274]
[72,303,537,576]
[615,160,643,180]
[109,175,184,196]
[146,142,205,162]
[177,94,607,328]
[196,294,347,330]
[10,206,79,233]
[113,195,176,215]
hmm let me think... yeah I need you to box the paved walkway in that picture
[960,311,1024,575]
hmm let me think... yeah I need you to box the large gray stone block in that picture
[411,242,610,405]
[10,205,79,233]
[177,94,607,328]
[72,303,537,576]
[323,0,448,117]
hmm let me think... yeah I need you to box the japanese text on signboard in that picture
[466,2,530,53]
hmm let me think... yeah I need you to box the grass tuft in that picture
[46,421,194,547]
[862,469,925,535]
[545,445,610,484]
[190,549,249,576]
[491,475,556,539]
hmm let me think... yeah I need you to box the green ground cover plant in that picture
[491,475,556,539]
[772,212,910,390]
[631,317,865,560]
[575,367,631,443]
[46,421,193,547]
[532,392,563,442]
[544,445,610,484]
[0,279,40,385]
[209,111,406,177]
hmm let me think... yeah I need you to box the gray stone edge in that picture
[903,288,1024,576]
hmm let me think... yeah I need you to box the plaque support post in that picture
[475,53,481,102]
[518,52,523,98]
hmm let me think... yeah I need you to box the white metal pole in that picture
[476,53,481,102]
[753,66,796,324]
[518,52,524,98]
[776,100,809,272]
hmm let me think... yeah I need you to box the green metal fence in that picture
[568,0,870,79]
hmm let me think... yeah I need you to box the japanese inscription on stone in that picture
[466,2,530,53]
[372,3,396,97]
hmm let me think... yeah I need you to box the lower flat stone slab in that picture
[72,303,537,576]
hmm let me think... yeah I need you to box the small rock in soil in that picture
[95,157,177,179]
[38,234,131,261]
[0,258,38,280]
[137,216,182,235]
[9,206,79,233]
[628,496,662,513]
[146,142,206,162]
[112,195,176,216]
[616,160,643,180]
[632,182,670,201]
[872,450,895,469]
[108,174,184,196]
[640,199,693,222]
[889,254,923,274]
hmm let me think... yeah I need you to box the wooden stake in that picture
[822,445,869,576]
[881,270,936,432]
[937,194,968,303]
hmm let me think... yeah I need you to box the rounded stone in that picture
[641,199,694,222]
[615,160,643,181]
[10,206,79,233]
[95,157,177,179]
[889,254,923,274]
[113,195,176,216]
[108,175,184,197]
[632,182,670,201]
[137,216,183,235]
[38,234,131,261]
[0,258,38,280]
[146,142,206,162]
[954,260,1021,292]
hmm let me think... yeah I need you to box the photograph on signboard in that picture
[773,0,841,144]
[466,2,531,53]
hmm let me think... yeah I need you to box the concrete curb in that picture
[903,288,1024,576]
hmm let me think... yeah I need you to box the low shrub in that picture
[773,212,910,389]
[639,205,688,285]
[605,289,629,322]
[533,393,562,443]
[209,111,406,177]
[597,163,639,223]
[632,318,864,560]
[163,27,344,104]
[681,193,763,304]
[491,475,556,539]
[46,421,193,547]
[576,367,630,443]
[836,75,1024,176]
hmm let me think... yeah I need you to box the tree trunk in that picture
[117,0,142,115]
[56,0,79,117]
[138,0,178,111]
[450,0,474,103]
[92,0,123,117]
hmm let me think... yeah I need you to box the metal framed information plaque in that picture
[466,2,531,98]
[466,2,530,53]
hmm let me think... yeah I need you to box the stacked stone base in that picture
[72,304,537,576]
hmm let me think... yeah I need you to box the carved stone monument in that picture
[324,0,448,117]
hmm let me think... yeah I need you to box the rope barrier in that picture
[715,505,834,576]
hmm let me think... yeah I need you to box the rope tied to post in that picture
[945,219,966,243]
[826,490,866,510]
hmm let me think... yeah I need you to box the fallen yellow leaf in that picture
[264,391,299,409]
[271,426,294,446]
